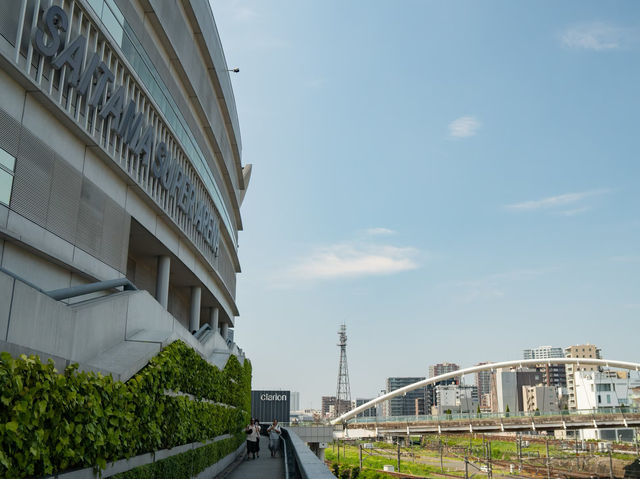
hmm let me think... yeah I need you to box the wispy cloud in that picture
[283,242,419,281]
[448,116,481,138]
[505,189,609,212]
[365,227,396,236]
[561,22,633,51]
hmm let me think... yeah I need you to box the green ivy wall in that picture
[0,341,252,479]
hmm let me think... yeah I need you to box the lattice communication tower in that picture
[335,324,352,417]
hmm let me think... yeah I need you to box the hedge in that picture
[0,341,252,479]
[111,432,245,479]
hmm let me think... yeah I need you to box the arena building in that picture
[0,0,250,376]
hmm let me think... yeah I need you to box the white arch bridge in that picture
[330,358,640,435]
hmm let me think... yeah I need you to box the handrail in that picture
[282,428,290,479]
[194,323,211,340]
[281,428,334,479]
[46,278,137,301]
[0,266,47,294]
[0,267,138,302]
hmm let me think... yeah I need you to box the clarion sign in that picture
[260,393,287,401]
[33,5,221,256]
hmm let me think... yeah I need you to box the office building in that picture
[433,384,478,415]
[385,377,426,416]
[522,385,559,413]
[574,371,640,441]
[355,398,377,418]
[429,362,460,380]
[251,390,291,424]
[475,362,492,404]
[523,346,564,360]
[523,346,566,388]
[290,392,300,412]
[564,344,602,409]
[493,368,544,412]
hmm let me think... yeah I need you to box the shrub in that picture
[0,341,251,479]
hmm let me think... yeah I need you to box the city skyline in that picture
[214,1,640,409]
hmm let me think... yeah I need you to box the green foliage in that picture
[113,433,244,479]
[0,341,252,479]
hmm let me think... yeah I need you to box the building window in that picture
[0,147,15,206]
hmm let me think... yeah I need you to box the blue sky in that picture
[212,1,640,409]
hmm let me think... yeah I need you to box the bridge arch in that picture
[330,357,640,425]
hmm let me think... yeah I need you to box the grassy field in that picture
[327,442,479,477]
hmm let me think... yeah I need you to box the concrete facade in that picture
[0,0,249,373]
[565,344,602,410]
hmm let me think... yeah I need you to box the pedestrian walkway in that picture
[225,436,284,479]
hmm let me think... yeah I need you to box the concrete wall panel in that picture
[83,148,127,208]
[6,211,75,266]
[21,95,85,173]
[125,290,174,337]
[1,241,71,291]
[124,187,157,235]
[71,246,122,282]
[6,281,76,359]
[0,271,14,340]
[0,70,26,121]
[72,293,129,362]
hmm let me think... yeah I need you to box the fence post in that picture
[397,441,401,473]
[608,446,614,479]
[440,437,444,473]
[546,438,551,479]
[464,450,469,479]
[359,443,362,470]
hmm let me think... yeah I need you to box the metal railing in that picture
[0,266,137,301]
[193,323,212,340]
[350,407,640,425]
[46,278,137,301]
[281,428,334,479]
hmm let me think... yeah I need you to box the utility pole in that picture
[608,446,614,479]
[488,441,493,479]
[575,436,580,469]
[546,438,551,479]
[337,440,340,462]
[397,441,401,473]
[359,444,362,470]
[464,449,469,479]
[440,437,444,473]
[517,434,522,471]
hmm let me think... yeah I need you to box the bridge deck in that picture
[226,436,284,479]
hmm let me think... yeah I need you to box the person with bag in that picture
[267,419,281,457]
[245,418,259,459]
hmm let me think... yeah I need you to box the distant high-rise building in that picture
[522,385,559,413]
[321,396,334,416]
[475,362,492,402]
[564,344,602,410]
[493,368,544,412]
[355,398,377,418]
[428,363,460,408]
[523,346,564,360]
[385,377,426,416]
[290,391,300,411]
[523,346,566,388]
[429,363,460,380]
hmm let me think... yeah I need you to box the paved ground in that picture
[225,436,284,479]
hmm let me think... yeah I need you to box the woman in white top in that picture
[267,419,281,457]
[245,419,260,459]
